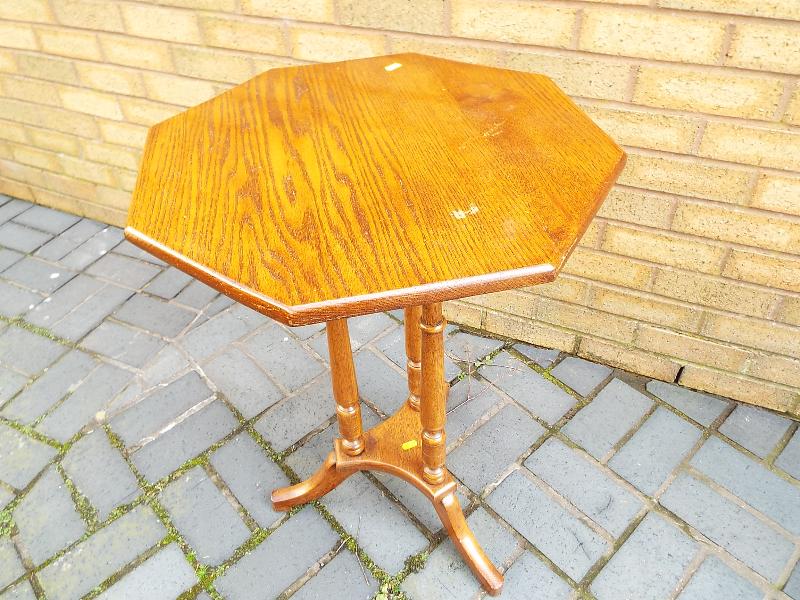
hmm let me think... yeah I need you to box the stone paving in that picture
[0,195,799,600]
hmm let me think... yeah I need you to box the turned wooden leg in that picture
[271,452,351,511]
[420,303,446,485]
[435,491,504,596]
[327,319,364,456]
[404,306,422,411]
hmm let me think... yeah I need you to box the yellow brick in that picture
[672,202,800,254]
[785,86,800,127]
[776,297,800,327]
[578,336,680,381]
[241,0,333,22]
[199,16,284,56]
[637,325,750,371]
[483,307,577,352]
[467,289,538,318]
[142,72,217,107]
[15,53,77,84]
[619,153,751,204]
[0,50,16,74]
[0,176,33,200]
[171,45,253,85]
[705,310,800,360]
[443,299,484,330]
[0,22,38,50]
[390,35,510,66]
[0,75,61,106]
[633,65,784,120]
[0,0,53,22]
[0,158,41,185]
[563,247,652,289]
[59,155,115,186]
[748,354,800,388]
[596,188,675,228]
[579,104,699,154]
[727,22,800,75]
[99,34,173,71]
[699,122,800,172]
[0,141,12,160]
[82,140,140,171]
[340,0,446,35]
[752,175,800,217]
[452,0,576,48]
[589,286,702,330]
[579,220,604,248]
[0,120,28,144]
[602,224,726,274]
[537,297,638,343]
[98,121,148,148]
[679,365,797,413]
[36,27,101,60]
[523,274,588,304]
[40,170,97,201]
[75,63,144,97]
[113,167,138,192]
[251,55,303,75]
[135,0,236,9]
[723,249,800,293]
[0,98,98,137]
[659,0,800,20]
[580,8,727,64]
[12,145,60,171]
[95,185,131,211]
[119,4,201,44]
[51,0,123,31]
[59,87,123,120]
[32,186,125,227]
[290,28,385,63]
[28,127,80,155]
[119,97,181,126]
[653,269,777,318]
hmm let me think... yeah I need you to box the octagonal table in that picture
[125,53,625,595]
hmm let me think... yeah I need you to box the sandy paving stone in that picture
[96,543,198,600]
[0,422,57,489]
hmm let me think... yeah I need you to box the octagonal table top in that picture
[125,53,625,326]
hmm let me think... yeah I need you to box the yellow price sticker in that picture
[401,439,418,451]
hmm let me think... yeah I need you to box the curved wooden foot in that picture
[435,492,504,596]
[271,452,351,511]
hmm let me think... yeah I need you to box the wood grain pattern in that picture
[420,303,446,484]
[126,52,625,326]
[327,318,364,455]
[404,305,422,410]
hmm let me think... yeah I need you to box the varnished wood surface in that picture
[126,52,625,326]
[420,303,446,485]
[327,319,364,456]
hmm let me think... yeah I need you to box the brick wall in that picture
[0,0,798,415]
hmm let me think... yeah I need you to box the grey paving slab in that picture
[376,326,461,380]
[173,279,218,309]
[488,469,610,581]
[0,537,25,590]
[786,561,800,600]
[34,219,104,262]
[47,281,133,341]
[551,356,612,396]
[0,281,40,318]
[372,473,468,534]
[0,248,23,271]
[2,257,76,294]
[514,342,560,368]
[14,467,85,565]
[563,378,652,460]
[286,321,325,340]
[160,466,251,565]
[292,550,378,600]
[444,377,504,445]
[719,404,792,458]
[36,362,132,442]
[61,429,140,520]
[1,579,36,600]
[0,199,32,224]
[353,349,407,416]
[210,433,289,528]
[321,472,429,573]
[449,404,545,493]
[646,380,730,426]
[26,273,102,325]
[777,429,800,480]
[113,294,196,338]
[254,378,335,452]
[140,345,190,388]
[80,320,165,368]
[677,555,761,600]
[525,437,642,537]
[501,551,573,600]
[0,484,13,510]
[609,407,702,495]
[246,335,325,393]
[204,347,283,419]
[204,294,235,317]
[402,508,517,600]
[37,504,166,600]
[0,366,27,407]
[86,253,161,289]
[130,400,239,482]
[590,512,697,600]
[111,240,166,265]
[111,371,214,446]
[182,306,263,362]
[214,506,338,600]
[96,543,198,600]
[59,226,123,271]
[490,352,577,424]
[12,205,80,235]
[690,436,800,536]
[309,313,394,363]
[445,331,503,364]
[0,327,67,376]
[0,423,57,489]
[143,266,192,299]
[0,222,52,253]
[660,472,794,581]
